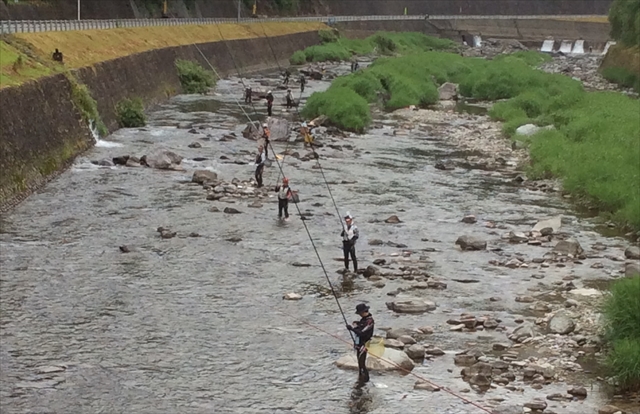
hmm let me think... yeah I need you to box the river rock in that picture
[386,299,436,314]
[492,404,524,414]
[625,245,640,260]
[532,215,562,233]
[363,265,380,278]
[461,214,477,224]
[405,344,426,360]
[438,82,458,100]
[454,354,477,366]
[567,386,587,397]
[455,236,487,251]
[553,238,583,256]
[386,327,413,339]
[509,231,529,243]
[599,405,624,414]
[223,207,242,214]
[435,161,455,170]
[548,310,575,335]
[385,215,402,224]
[188,141,202,148]
[414,381,439,391]
[626,262,640,277]
[283,292,302,300]
[511,323,536,342]
[524,399,547,411]
[335,347,414,372]
[384,338,405,349]
[369,239,384,246]
[112,155,129,165]
[143,149,183,169]
[515,124,554,137]
[397,335,416,345]
[92,158,114,166]
[192,170,218,184]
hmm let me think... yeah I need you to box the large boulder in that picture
[143,149,183,170]
[515,124,555,137]
[455,235,487,251]
[192,170,218,184]
[266,117,290,142]
[405,344,426,360]
[532,215,562,233]
[335,347,414,372]
[625,262,640,277]
[548,310,575,335]
[385,327,414,339]
[625,245,640,260]
[386,299,436,314]
[553,238,583,256]
[438,82,458,100]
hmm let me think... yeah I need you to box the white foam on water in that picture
[541,39,555,53]
[90,122,123,148]
[473,35,482,48]
[571,40,585,54]
[559,41,573,54]
[602,41,616,55]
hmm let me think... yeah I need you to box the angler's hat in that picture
[344,212,353,220]
[355,303,370,314]
[267,90,272,94]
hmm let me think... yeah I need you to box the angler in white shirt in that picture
[254,145,266,188]
[340,213,359,273]
[274,177,293,220]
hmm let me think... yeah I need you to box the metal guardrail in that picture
[0,15,605,34]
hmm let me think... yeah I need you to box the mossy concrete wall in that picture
[0,30,320,211]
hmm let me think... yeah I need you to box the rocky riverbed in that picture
[1,63,638,414]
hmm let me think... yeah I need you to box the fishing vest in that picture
[278,185,290,200]
[343,225,357,241]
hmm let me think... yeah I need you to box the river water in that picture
[1,64,637,414]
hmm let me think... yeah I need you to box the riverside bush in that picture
[603,276,640,391]
[175,59,215,94]
[301,87,371,133]
[601,66,640,92]
[116,98,146,128]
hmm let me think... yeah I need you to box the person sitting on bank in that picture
[52,48,63,63]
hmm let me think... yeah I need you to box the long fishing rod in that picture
[257,19,307,183]
[257,19,347,232]
[181,22,355,344]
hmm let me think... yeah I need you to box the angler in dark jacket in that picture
[274,177,292,220]
[347,303,374,383]
[266,91,274,117]
[341,213,359,273]
[254,145,266,188]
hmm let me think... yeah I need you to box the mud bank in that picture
[0,30,320,211]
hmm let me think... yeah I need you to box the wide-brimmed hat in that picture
[355,303,370,314]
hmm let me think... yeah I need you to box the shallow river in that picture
[1,65,636,414]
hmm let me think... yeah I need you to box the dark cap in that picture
[355,303,370,314]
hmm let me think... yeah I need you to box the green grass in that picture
[601,66,640,92]
[301,87,371,133]
[289,31,458,64]
[603,276,640,391]
[302,45,640,229]
[66,73,108,136]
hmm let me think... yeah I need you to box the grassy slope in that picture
[1,21,326,88]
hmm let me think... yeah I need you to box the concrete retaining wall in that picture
[334,18,611,43]
[0,30,320,210]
